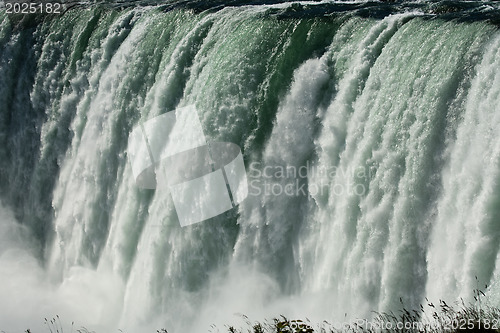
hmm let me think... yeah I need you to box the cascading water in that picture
[1,1,500,332]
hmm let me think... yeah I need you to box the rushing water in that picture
[1,1,500,332]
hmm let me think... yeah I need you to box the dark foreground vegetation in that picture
[218,301,500,332]
[218,292,500,333]
[21,290,500,333]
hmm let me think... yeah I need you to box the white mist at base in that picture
[0,202,49,331]
[0,202,124,332]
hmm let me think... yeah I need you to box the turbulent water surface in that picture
[1,1,500,332]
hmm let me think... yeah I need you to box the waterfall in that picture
[1,2,500,332]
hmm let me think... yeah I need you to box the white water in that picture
[1,5,500,332]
